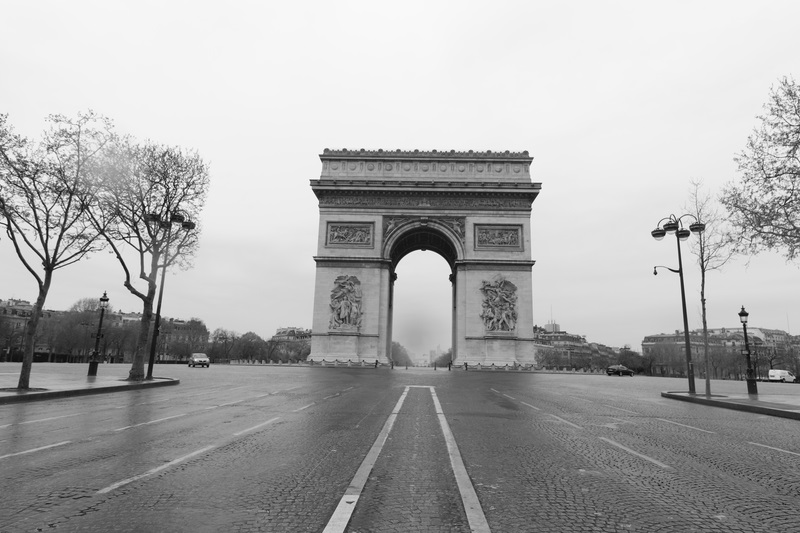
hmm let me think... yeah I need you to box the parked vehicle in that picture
[607,364,634,376]
[188,353,210,368]
[768,369,796,383]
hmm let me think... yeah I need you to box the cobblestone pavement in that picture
[1,365,800,532]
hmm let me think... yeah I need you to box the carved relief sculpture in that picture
[383,216,465,243]
[329,275,363,330]
[327,223,372,246]
[476,226,520,247]
[479,278,518,332]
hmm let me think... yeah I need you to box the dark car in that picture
[607,364,634,376]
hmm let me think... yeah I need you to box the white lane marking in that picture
[603,405,639,414]
[97,446,215,494]
[0,413,81,429]
[233,417,281,437]
[204,386,302,410]
[430,388,491,533]
[749,442,800,457]
[599,437,673,469]
[568,396,593,403]
[503,394,516,400]
[520,401,541,411]
[0,441,71,460]
[656,418,714,434]
[548,414,583,429]
[292,403,315,412]
[322,387,410,533]
[114,413,187,432]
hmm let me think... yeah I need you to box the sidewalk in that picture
[0,369,179,405]
[662,390,800,421]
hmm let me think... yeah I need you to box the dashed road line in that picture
[0,440,71,460]
[114,413,187,431]
[97,446,215,494]
[656,418,714,434]
[603,405,639,414]
[503,394,516,400]
[568,395,594,403]
[599,437,673,469]
[0,413,81,429]
[233,417,281,436]
[749,442,800,457]
[548,414,583,429]
[520,401,541,411]
[292,403,315,412]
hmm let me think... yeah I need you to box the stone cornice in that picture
[320,148,531,160]
[311,178,540,189]
[311,180,540,211]
[317,148,535,181]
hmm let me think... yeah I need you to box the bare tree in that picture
[686,179,735,395]
[0,113,113,388]
[209,328,238,363]
[721,76,800,260]
[88,138,209,380]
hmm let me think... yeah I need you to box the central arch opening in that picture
[392,252,453,365]
[388,226,458,366]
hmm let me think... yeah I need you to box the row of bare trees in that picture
[206,329,311,363]
[0,112,210,388]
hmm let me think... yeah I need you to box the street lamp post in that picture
[738,306,758,395]
[651,214,705,395]
[88,291,109,377]
[145,212,195,380]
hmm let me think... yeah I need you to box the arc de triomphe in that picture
[309,149,542,365]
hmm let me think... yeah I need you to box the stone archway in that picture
[309,149,542,365]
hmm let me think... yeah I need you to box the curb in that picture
[661,391,800,421]
[0,378,180,405]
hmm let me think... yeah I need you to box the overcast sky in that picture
[2,1,799,357]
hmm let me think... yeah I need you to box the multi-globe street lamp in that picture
[88,291,109,377]
[144,212,195,380]
[738,306,758,395]
[651,214,705,395]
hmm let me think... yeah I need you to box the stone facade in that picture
[309,149,542,365]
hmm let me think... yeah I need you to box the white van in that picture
[768,369,797,383]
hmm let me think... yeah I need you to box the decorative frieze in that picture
[479,277,518,332]
[383,216,466,243]
[475,225,523,251]
[318,148,533,181]
[329,275,362,330]
[326,223,373,247]
[319,194,532,210]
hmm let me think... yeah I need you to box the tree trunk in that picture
[17,272,52,389]
[127,289,155,381]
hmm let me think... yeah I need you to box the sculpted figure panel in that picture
[479,278,518,332]
[329,275,363,330]
[475,225,522,250]
[327,223,373,247]
[383,216,465,243]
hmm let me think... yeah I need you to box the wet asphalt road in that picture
[2,364,800,532]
